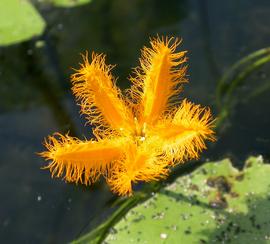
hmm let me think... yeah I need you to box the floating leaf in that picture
[51,0,92,7]
[101,156,270,243]
[0,0,45,46]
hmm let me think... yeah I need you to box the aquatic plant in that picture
[40,37,215,196]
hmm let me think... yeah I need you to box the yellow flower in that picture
[40,37,215,196]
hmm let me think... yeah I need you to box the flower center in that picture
[133,117,147,143]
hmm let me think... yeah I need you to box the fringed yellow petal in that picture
[151,99,215,163]
[107,143,169,196]
[40,36,216,196]
[129,37,187,125]
[40,133,125,185]
[71,52,134,135]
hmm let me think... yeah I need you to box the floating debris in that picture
[160,233,167,239]
[206,176,231,193]
[209,192,228,209]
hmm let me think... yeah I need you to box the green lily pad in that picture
[104,156,270,243]
[51,0,92,7]
[0,0,45,46]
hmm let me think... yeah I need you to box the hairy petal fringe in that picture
[151,99,216,163]
[71,52,134,135]
[129,36,188,125]
[39,133,125,185]
[107,143,169,196]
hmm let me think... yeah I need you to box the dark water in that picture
[0,0,270,243]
